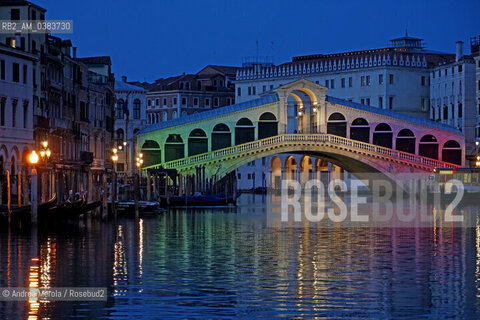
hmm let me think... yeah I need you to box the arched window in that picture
[270,156,282,189]
[373,123,393,148]
[350,118,369,143]
[116,128,124,140]
[419,134,439,160]
[165,134,184,162]
[188,129,208,156]
[116,99,124,119]
[327,112,346,137]
[258,112,278,139]
[235,118,255,145]
[133,99,141,119]
[442,140,462,165]
[395,129,415,154]
[172,111,177,119]
[212,123,231,151]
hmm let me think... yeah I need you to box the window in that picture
[389,96,394,109]
[205,98,210,106]
[237,173,241,179]
[11,9,20,20]
[23,65,27,84]
[214,97,219,107]
[361,98,365,104]
[12,99,17,127]
[341,78,345,88]
[248,87,251,95]
[181,97,186,105]
[458,103,462,118]
[193,97,198,106]
[270,85,273,90]
[0,98,5,126]
[361,76,365,86]
[116,100,124,119]
[0,60,4,80]
[331,79,335,89]
[147,99,151,107]
[237,87,241,96]
[12,63,19,82]
[389,74,394,84]
[173,98,177,105]
[133,99,141,119]
[262,85,266,92]
[23,101,28,128]
[444,69,447,76]
[378,96,383,109]
[366,98,370,106]
[366,75,370,86]
[325,79,329,88]
[421,76,425,86]
[32,10,36,20]
[348,77,352,87]
[421,98,426,111]
[155,98,159,106]
[379,74,383,85]
[252,86,256,95]
[163,98,167,106]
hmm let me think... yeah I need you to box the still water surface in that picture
[0,194,480,319]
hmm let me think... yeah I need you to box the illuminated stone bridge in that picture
[136,80,464,185]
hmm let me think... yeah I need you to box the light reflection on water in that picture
[0,194,479,319]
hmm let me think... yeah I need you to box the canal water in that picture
[1,194,480,319]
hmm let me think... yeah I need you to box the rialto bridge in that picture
[135,79,464,188]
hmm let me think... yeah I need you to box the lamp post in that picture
[39,140,51,201]
[111,147,118,219]
[28,150,39,224]
[476,141,480,167]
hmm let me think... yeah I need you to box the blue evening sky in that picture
[35,0,480,82]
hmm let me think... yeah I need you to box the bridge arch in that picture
[327,112,347,137]
[258,112,278,139]
[350,118,370,143]
[212,123,231,151]
[442,140,462,165]
[373,123,393,148]
[141,140,161,167]
[419,134,439,160]
[235,118,255,145]
[165,134,185,162]
[188,129,208,156]
[395,129,416,154]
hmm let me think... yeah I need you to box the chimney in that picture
[456,41,464,62]
[122,76,127,83]
[72,47,77,58]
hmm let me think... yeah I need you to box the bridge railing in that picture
[149,134,460,171]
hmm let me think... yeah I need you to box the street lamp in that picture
[29,150,39,165]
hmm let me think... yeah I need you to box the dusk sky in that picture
[36,0,480,82]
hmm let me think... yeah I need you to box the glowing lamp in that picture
[29,151,39,164]
[111,154,118,162]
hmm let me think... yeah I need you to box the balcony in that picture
[80,151,93,164]
[34,115,49,129]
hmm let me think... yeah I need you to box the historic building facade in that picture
[143,65,238,124]
[429,41,477,155]
[114,76,147,176]
[0,1,115,203]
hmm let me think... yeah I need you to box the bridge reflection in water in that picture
[0,197,479,318]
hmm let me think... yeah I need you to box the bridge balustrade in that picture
[153,133,460,171]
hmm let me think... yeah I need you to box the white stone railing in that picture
[235,54,428,81]
[147,134,461,171]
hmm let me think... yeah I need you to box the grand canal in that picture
[1,194,480,319]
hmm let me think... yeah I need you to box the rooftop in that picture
[115,80,145,92]
[77,56,112,66]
